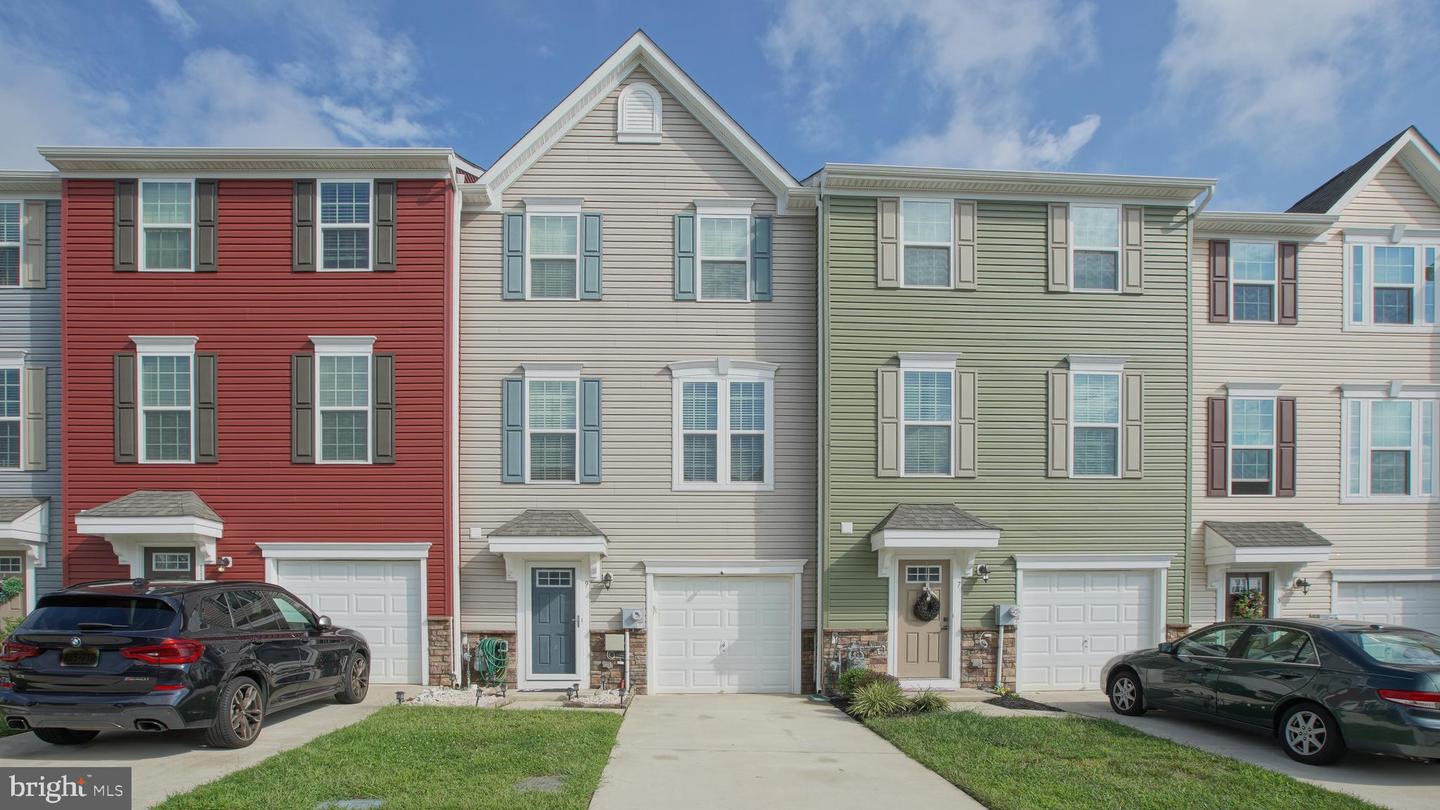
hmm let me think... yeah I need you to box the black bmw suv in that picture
[0,579,370,748]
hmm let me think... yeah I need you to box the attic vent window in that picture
[617,82,662,143]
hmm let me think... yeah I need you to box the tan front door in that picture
[898,560,948,679]
[0,554,25,621]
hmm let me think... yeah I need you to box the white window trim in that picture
[0,352,22,470]
[1341,387,1439,503]
[133,335,197,464]
[316,179,375,273]
[899,198,955,289]
[1228,240,1279,324]
[0,198,21,288]
[1067,354,1126,479]
[899,359,956,478]
[694,199,753,303]
[1228,396,1277,497]
[1068,203,1122,293]
[1344,237,1440,332]
[139,179,195,273]
[616,82,663,143]
[521,361,583,484]
[669,358,777,491]
[523,197,582,301]
[311,335,375,465]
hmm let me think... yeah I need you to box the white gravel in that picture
[566,689,629,709]
[402,686,509,708]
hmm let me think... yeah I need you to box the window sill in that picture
[316,268,376,273]
[672,481,774,493]
[138,268,196,273]
[1342,324,1440,334]
[1341,495,1439,505]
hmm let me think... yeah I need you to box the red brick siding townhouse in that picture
[44,148,477,686]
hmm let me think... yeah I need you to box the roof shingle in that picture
[872,504,998,534]
[489,509,604,538]
[1204,521,1331,548]
[0,496,46,523]
[78,491,222,523]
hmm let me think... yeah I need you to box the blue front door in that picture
[531,568,576,676]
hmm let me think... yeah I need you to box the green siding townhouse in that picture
[811,165,1214,693]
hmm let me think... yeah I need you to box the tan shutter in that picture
[21,201,46,288]
[1122,371,1143,478]
[876,367,900,477]
[1121,205,1144,294]
[955,369,977,477]
[1047,203,1069,291]
[21,365,45,471]
[1046,369,1069,477]
[877,198,899,288]
[955,200,977,290]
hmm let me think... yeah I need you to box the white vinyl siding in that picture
[901,370,952,476]
[0,201,19,287]
[1230,241,1277,322]
[319,180,373,271]
[900,200,952,288]
[1070,372,1120,477]
[527,379,578,482]
[1070,204,1121,292]
[140,181,194,272]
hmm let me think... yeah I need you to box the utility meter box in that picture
[604,633,626,653]
[622,607,645,629]
[996,604,1020,626]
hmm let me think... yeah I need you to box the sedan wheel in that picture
[230,683,263,742]
[1109,671,1146,716]
[1279,703,1346,765]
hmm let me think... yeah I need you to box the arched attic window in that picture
[617,82,662,143]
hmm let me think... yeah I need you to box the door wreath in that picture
[912,584,942,622]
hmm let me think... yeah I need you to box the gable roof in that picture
[489,509,605,538]
[871,503,998,534]
[1288,126,1440,214]
[468,30,808,214]
[78,490,221,523]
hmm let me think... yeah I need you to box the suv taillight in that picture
[1378,689,1440,710]
[0,641,39,663]
[121,639,205,665]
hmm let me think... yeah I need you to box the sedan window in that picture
[1237,627,1316,664]
[1176,625,1247,657]
[1349,630,1440,666]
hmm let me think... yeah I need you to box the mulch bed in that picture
[985,694,1062,712]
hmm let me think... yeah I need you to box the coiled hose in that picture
[471,637,509,686]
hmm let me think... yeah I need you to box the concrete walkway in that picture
[589,694,983,810]
[0,683,417,808]
[1043,691,1440,810]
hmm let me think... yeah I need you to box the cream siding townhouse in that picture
[457,32,818,693]
[1192,127,1440,633]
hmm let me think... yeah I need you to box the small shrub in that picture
[0,616,20,643]
[907,689,949,714]
[849,680,908,720]
[835,666,871,696]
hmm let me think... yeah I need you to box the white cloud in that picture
[765,0,1101,169]
[0,31,136,168]
[1158,0,1424,156]
[146,0,198,37]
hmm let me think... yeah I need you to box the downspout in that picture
[1180,184,1214,633]
[814,175,828,693]
[448,157,463,685]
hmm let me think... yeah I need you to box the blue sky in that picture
[2,0,1436,210]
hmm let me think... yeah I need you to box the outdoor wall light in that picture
[601,572,614,590]
[1294,578,1311,595]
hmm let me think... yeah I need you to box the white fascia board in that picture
[131,336,198,354]
[808,163,1214,205]
[1195,211,1337,239]
[1013,552,1173,570]
[668,358,779,380]
[694,198,755,216]
[898,352,960,371]
[39,146,459,177]
[488,536,608,556]
[870,529,1000,552]
[521,361,585,379]
[523,197,584,214]
[643,559,805,575]
[1067,354,1128,373]
[0,172,62,197]
[256,541,431,560]
[1225,382,1283,397]
[1331,568,1440,583]
[1341,382,1440,399]
[75,515,224,539]
[0,350,26,367]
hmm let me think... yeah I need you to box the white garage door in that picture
[651,576,795,694]
[1020,570,1156,692]
[1335,581,1440,633]
[276,559,422,684]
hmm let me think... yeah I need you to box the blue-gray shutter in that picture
[502,213,525,299]
[751,215,772,301]
[674,213,696,300]
[501,378,524,482]
[581,212,603,300]
[579,378,602,483]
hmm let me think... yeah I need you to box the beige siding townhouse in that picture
[457,33,818,693]
[1192,127,1440,632]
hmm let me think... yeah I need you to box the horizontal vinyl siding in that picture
[825,197,1191,629]
[61,179,451,615]
[459,67,818,632]
[1191,163,1440,624]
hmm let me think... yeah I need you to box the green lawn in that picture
[158,707,622,810]
[868,710,1379,810]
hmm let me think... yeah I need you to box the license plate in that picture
[59,648,100,668]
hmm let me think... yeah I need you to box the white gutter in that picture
[447,156,464,685]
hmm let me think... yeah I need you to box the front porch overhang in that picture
[75,491,223,578]
[482,509,608,582]
[1204,521,1333,595]
[0,498,49,567]
[870,529,1000,578]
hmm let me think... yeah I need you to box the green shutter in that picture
[501,378,524,482]
[373,354,396,463]
[114,180,138,273]
[291,354,315,463]
[674,213,696,300]
[502,213,525,299]
[293,181,316,273]
[114,353,137,463]
[579,378,602,483]
[196,353,218,463]
[751,215,772,301]
[581,212,603,300]
[195,180,218,273]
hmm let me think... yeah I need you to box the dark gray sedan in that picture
[1100,618,1440,765]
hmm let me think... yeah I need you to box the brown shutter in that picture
[1278,242,1298,324]
[293,180,316,273]
[1207,396,1228,496]
[955,369,977,477]
[195,180,218,273]
[21,200,46,288]
[1121,205,1144,293]
[114,180,138,273]
[195,353,218,463]
[1047,203,1069,292]
[876,198,899,288]
[291,354,315,463]
[1122,371,1143,478]
[876,367,900,477]
[114,353,137,463]
[1208,240,1230,322]
[374,180,396,273]
[373,353,396,463]
[1046,369,1069,477]
[955,200,977,290]
[21,365,46,471]
[1276,397,1297,497]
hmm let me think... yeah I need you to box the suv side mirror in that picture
[317,615,333,630]
[1157,641,1176,655]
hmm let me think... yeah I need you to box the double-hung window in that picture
[697,205,750,301]
[0,363,18,469]
[1071,204,1121,291]
[671,359,775,489]
[1071,372,1121,476]
[527,379,578,482]
[1229,398,1276,495]
[900,200,952,288]
[140,181,194,271]
[1230,242,1277,322]
[901,370,953,475]
[526,207,579,299]
[0,200,19,286]
[1344,395,1437,499]
[1348,243,1438,328]
[319,180,372,271]
[137,340,195,463]
[315,339,373,463]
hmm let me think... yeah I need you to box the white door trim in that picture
[885,556,962,691]
[518,559,590,690]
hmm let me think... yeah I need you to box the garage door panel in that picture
[651,575,795,694]
[276,558,421,684]
[1335,582,1440,634]
[1021,569,1155,692]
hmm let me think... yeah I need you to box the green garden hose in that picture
[472,637,509,686]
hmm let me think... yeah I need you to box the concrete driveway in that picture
[1043,691,1440,810]
[589,694,981,810]
[0,683,416,809]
